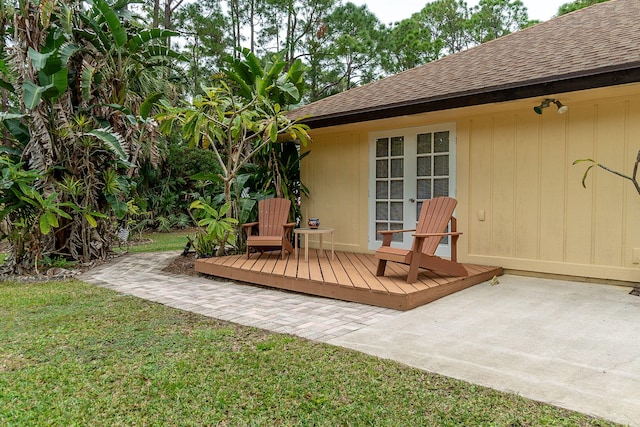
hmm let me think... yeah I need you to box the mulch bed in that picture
[162,253,198,276]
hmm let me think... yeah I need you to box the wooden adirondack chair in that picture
[375,196,467,283]
[243,198,296,259]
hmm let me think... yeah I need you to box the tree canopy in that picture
[157,0,538,102]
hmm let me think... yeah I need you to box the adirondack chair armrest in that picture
[283,222,296,238]
[378,229,417,246]
[242,222,259,236]
[412,231,463,238]
[378,229,417,235]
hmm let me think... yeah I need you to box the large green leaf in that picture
[128,29,179,53]
[0,79,13,93]
[75,28,104,53]
[140,93,163,119]
[0,59,9,74]
[0,113,30,146]
[42,68,68,100]
[242,48,264,80]
[28,49,52,72]
[22,80,50,109]
[60,43,80,65]
[223,69,253,100]
[84,128,131,165]
[105,194,127,219]
[81,65,97,101]
[143,45,187,61]
[275,81,300,102]
[94,0,127,48]
[39,211,55,235]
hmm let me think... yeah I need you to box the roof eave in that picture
[300,64,640,129]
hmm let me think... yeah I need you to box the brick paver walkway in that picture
[79,252,400,342]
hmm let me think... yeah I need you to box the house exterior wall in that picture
[300,82,640,282]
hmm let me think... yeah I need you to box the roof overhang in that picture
[300,63,640,129]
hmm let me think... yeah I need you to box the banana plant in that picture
[77,0,185,106]
[223,47,306,106]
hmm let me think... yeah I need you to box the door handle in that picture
[409,198,416,203]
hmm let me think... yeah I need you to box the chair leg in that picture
[376,260,387,277]
[407,253,421,284]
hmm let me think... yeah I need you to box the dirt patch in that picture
[162,252,198,276]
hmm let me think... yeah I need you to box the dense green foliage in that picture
[0,0,183,273]
[0,280,618,426]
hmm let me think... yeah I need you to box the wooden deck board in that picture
[317,253,338,284]
[195,251,503,311]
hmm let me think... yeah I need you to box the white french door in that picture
[368,123,456,255]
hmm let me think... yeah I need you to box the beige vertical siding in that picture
[301,83,640,282]
[300,131,369,252]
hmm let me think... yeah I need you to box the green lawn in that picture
[0,280,617,426]
[127,229,195,253]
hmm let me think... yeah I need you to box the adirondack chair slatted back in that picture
[415,197,457,255]
[258,198,291,237]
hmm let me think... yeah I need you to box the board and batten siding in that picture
[300,82,640,282]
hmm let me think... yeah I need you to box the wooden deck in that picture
[195,250,503,311]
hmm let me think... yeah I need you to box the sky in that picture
[349,0,569,25]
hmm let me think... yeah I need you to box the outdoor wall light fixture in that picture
[534,98,569,114]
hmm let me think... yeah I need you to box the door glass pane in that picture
[417,179,431,199]
[391,137,404,156]
[417,157,430,176]
[434,155,449,176]
[390,159,403,178]
[376,138,389,157]
[417,133,431,154]
[376,159,388,178]
[434,131,449,153]
[390,180,403,199]
[376,202,388,220]
[376,181,388,198]
[390,202,403,221]
[434,178,449,197]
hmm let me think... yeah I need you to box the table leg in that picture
[304,233,309,262]
[319,234,324,257]
[331,230,335,260]
[294,233,299,259]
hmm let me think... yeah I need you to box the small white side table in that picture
[294,228,335,262]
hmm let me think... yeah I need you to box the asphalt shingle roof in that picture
[291,0,640,126]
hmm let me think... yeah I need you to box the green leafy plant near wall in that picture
[189,200,238,257]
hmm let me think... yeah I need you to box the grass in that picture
[0,280,618,426]
[127,228,195,253]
